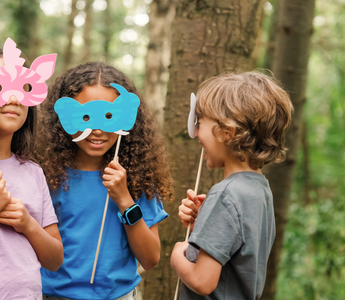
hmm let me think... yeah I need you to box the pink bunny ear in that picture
[3,38,25,67]
[30,54,57,83]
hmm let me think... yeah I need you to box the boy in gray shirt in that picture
[171,71,293,300]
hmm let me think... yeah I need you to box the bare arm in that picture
[170,241,222,296]
[0,197,63,271]
[103,159,161,270]
[124,218,160,270]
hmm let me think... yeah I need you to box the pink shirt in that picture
[0,154,57,300]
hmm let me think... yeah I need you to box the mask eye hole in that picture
[23,83,32,92]
[0,85,2,92]
[105,112,112,119]
[83,115,90,121]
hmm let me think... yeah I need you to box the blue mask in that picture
[54,83,140,142]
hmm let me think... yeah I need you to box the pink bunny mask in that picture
[0,38,56,107]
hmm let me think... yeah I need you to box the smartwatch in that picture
[117,204,143,225]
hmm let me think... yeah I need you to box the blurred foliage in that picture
[5,0,40,59]
[0,0,150,89]
[258,0,345,299]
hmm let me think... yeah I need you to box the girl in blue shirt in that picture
[38,62,173,300]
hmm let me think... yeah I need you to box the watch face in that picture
[126,205,143,225]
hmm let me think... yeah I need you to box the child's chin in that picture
[206,160,223,169]
[206,161,216,169]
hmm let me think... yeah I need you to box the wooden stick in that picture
[90,134,122,284]
[185,147,204,239]
[174,147,204,300]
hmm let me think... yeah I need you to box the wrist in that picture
[118,203,143,226]
[21,215,38,236]
[117,194,135,214]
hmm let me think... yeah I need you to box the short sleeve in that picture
[39,168,58,228]
[188,191,243,266]
[136,193,168,228]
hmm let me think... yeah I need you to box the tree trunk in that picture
[143,0,177,127]
[63,0,78,70]
[81,0,93,63]
[261,1,316,299]
[103,0,112,63]
[263,0,278,70]
[142,1,264,299]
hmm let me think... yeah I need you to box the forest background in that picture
[0,0,344,299]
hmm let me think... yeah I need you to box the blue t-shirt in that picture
[41,168,168,300]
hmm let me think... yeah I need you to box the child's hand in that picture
[171,241,189,270]
[102,158,134,211]
[0,170,11,212]
[0,197,34,234]
[178,189,206,231]
[173,240,189,255]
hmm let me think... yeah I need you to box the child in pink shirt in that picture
[0,48,63,300]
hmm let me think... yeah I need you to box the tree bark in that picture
[142,1,264,299]
[261,1,316,299]
[143,0,177,127]
[63,0,78,70]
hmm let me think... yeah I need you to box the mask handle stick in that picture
[173,147,204,300]
[90,134,122,284]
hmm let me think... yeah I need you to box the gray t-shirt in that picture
[180,172,275,300]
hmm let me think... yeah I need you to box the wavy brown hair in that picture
[195,71,294,170]
[37,62,173,202]
[0,48,37,163]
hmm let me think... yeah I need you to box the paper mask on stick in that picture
[55,83,140,142]
[188,93,198,138]
[174,92,204,300]
[0,38,57,107]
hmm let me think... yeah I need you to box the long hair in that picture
[37,62,173,202]
[196,71,294,169]
[0,48,37,163]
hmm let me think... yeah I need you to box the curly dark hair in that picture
[36,62,174,202]
[0,48,37,163]
[196,71,293,170]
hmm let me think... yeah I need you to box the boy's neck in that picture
[0,134,13,160]
[223,154,262,179]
